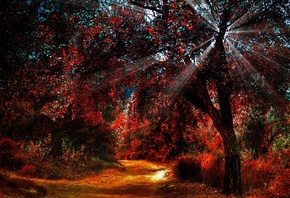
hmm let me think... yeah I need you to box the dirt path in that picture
[39,160,170,198]
[0,160,226,198]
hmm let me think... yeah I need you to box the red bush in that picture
[0,138,24,170]
[242,157,278,192]
[18,165,37,176]
[173,155,202,182]
[268,169,290,197]
[173,153,224,188]
[198,153,224,188]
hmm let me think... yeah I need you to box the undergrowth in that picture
[174,152,289,197]
[0,137,119,180]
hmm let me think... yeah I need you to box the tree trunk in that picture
[220,130,242,195]
[214,11,242,194]
[215,78,242,195]
[184,81,242,195]
[223,154,242,195]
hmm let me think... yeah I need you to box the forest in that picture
[0,0,289,197]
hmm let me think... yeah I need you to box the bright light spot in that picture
[285,19,290,27]
[149,169,168,181]
[196,39,215,65]
[224,31,228,38]
[145,9,156,22]
[211,39,216,47]
[154,51,168,62]
[286,87,290,100]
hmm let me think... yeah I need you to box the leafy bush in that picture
[268,168,290,197]
[0,111,117,178]
[173,155,202,181]
[197,153,224,188]
[18,165,37,176]
[19,134,52,165]
[0,138,24,170]
[242,157,278,192]
[173,153,224,188]
[13,128,118,180]
[279,148,290,168]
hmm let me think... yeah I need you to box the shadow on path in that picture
[0,173,47,198]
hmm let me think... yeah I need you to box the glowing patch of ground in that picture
[34,160,170,198]
[0,160,228,198]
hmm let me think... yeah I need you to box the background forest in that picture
[0,0,289,196]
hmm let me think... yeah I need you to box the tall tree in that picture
[129,0,289,195]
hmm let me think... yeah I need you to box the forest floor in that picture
[0,160,235,198]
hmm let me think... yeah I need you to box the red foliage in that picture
[109,17,124,27]
[280,149,290,168]
[18,165,36,176]
[174,153,224,188]
[148,27,154,32]
[242,157,279,192]
[0,138,24,170]
[111,112,126,130]
[82,111,103,126]
[268,169,290,197]
[197,153,224,188]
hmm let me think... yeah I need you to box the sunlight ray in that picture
[227,29,261,34]
[228,1,281,31]
[123,39,214,124]
[111,55,160,82]
[196,39,216,65]
[248,48,290,72]
[227,0,269,27]
[227,9,256,31]
[148,39,217,124]
[165,39,216,101]
[187,37,214,57]
[185,0,219,32]
[227,27,290,35]
[227,37,290,73]
[227,35,290,62]
[223,39,261,90]
[227,0,274,31]
[92,54,162,89]
[228,8,246,28]
[192,38,214,51]
[227,38,290,89]
[168,60,196,96]
[223,41,245,83]
[225,38,284,103]
[198,0,219,29]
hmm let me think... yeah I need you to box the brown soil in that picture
[0,160,230,198]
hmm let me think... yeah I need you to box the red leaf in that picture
[148,27,154,32]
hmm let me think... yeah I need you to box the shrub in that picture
[18,165,37,176]
[173,153,224,188]
[242,157,278,192]
[268,169,290,197]
[198,153,224,188]
[280,148,290,168]
[9,133,118,179]
[0,138,24,170]
[173,155,202,182]
[19,134,52,165]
